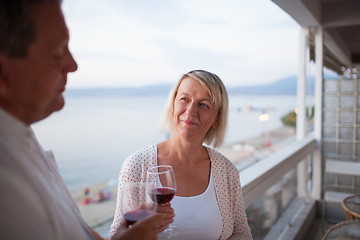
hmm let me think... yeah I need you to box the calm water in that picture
[32,93,298,193]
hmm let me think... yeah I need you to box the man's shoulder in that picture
[0,165,47,223]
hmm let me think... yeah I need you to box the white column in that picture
[297,28,307,140]
[297,27,308,197]
[312,27,323,200]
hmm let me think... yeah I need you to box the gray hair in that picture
[0,0,62,57]
[160,70,229,148]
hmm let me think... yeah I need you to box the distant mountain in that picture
[66,84,173,96]
[228,76,300,95]
[67,75,321,96]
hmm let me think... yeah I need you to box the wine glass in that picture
[120,182,157,226]
[147,165,179,238]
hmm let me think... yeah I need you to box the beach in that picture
[73,126,296,237]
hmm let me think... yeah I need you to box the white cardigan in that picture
[110,145,253,240]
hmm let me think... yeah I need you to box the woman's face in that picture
[173,77,219,142]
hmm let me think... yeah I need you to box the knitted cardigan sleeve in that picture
[208,147,253,240]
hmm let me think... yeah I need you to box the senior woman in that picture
[110,70,253,240]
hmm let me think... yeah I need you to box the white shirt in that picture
[0,108,94,240]
[169,170,223,240]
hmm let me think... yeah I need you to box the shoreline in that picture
[219,126,295,169]
[73,125,296,231]
[74,180,118,229]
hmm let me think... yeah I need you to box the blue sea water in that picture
[32,92,299,193]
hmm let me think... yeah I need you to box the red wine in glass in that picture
[120,182,156,227]
[147,165,179,237]
[124,209,154,225]
[149,187,176,204]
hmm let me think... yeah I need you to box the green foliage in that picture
[281,105,314,128]
[281,111,297,128]
[306,106,314,120]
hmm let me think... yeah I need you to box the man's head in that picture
[0,0,77,125]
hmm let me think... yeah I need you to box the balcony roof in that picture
[272,0,360,74]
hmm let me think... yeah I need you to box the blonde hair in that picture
[159,70,228,148]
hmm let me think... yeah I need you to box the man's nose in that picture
[65,48,78,73]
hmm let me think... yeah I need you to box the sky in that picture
[62,0,301,89]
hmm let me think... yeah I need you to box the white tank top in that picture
[170,170,223,240]
[155,146,223,239]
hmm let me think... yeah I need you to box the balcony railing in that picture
[240,134,317,208]
[239,134,320,239]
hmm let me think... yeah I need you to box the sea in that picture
[32,92,299,193]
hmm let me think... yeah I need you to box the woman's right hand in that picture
[155,203,175,230]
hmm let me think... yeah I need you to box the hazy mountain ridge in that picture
[66,84,173,97]
[227,76,299,95]
[67,75,324,96]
